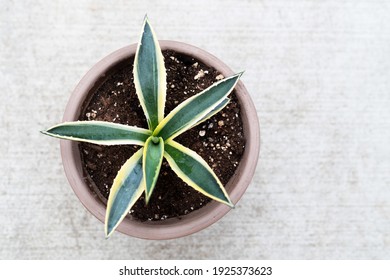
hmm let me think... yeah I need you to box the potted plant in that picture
[42,17,260,239]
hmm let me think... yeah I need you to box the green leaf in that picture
[133,16,166,130]
[105,148,144,238]
[191,97,230,129]
[143,136,164,204]
[154,73,242,140]
[164,140,234,207]
[41,121,152,145]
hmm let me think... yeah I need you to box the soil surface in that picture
[78,50,245,221]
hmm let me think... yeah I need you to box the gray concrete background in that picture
[1,0,389,259]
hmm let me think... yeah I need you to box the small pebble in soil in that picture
[216,74,224,80]
[199,130,206,137]
[194,69,205,80]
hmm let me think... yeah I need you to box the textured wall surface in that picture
[1,0,389,259]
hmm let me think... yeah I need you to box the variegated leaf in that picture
[154,73,242,140]
[164,140,234,207]
[105,148,144,238]
[41,121,152,145]
[191,97,230,129]
[133,16,166,130]
[143,136,164,204]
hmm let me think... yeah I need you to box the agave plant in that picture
[42,17,242,237]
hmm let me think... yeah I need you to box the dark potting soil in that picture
[78,50,245,222]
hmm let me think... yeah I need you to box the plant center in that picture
[151,136,160,144]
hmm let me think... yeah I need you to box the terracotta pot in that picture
[60,40,260,240]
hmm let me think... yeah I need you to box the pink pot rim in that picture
[60,40,260,240]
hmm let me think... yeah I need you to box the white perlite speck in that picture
[216,74,224,80]
[194,69,205,80]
